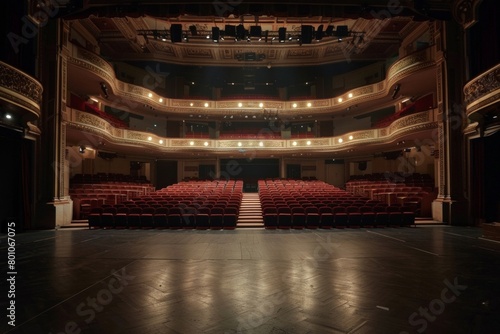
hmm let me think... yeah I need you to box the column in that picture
[37,19,73,227]
[431,20,468,225]
[216,157,221,179]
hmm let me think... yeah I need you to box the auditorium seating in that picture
[84,177,417,230]
[69,94,128,128]
[259,179,417,229]
[86,179,243,230]
[70,174,155,219]
[345,173,436,217]
[373,94,434,128]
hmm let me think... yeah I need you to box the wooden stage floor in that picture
[1,226,500,333]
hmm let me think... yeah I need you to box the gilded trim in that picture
[464,64,500,115]
[0,61,43,118]
[68,45,438,118]
[68,108,437,155]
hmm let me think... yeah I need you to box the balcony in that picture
[464,63,500,116]
[0,61,43,123]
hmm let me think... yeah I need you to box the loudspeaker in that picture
[250,26,262,37]
[170,24,182,42]
[325,25,334,36]
[278,27,286,42]
[301,25,314,44]
[335,25,349,37]
[315,24,324,40]
[236,24,246,39]
[224,25,236,37]
[212,27,220,41]
[189,25,197,36]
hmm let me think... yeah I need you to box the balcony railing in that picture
[464,63,500,115]
[68,108,437,153]
[0,61,43,120]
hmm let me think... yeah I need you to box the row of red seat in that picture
[87,179,243,229]
[259,179,415,228]
[88,205,239,229]
[262,204,415,229]
[345,176,436,216]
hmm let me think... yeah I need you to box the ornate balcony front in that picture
[464,64,500,117]
[67,108,437,157]
[0,61,43,123]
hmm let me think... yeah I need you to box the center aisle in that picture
[236,193,264,228]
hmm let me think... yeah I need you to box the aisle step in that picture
[237,193,264,228]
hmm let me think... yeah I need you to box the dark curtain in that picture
[470,137,484,225]
[21,140,33,230]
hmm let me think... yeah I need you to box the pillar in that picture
[37,18,73,227]
[431,20,468,225]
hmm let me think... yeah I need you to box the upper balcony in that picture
[67,44,437,122]
[66,105,438,159]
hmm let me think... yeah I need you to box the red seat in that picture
[153,207,169,229]
[127,207,142,228]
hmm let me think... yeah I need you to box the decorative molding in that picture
[464,64,500,114]
[126,131,148,141]
[60,123,67,198]
[171,139,201,146]
[353,130,374,139]
[69,108,436,158]
[68,44,439,120]
[26,122,42,135]
[453,0,483,29]
[0,61,43,118]
[389,112,430,134]
[150,40,176,55]
[77,48,114,75]
[68,55,114,84]
[183,48,214,58]
[61,57,67,104]
[438,123,446,196]
[437,62,443,104]
[286,48,318,59]
[387,47,435,84]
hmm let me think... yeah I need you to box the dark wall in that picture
[1,1,37,75]
[220,158,279,181]
[468,0,500,78]
[484,131,500,223]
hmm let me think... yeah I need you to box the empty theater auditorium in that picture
[1,0,500,333]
